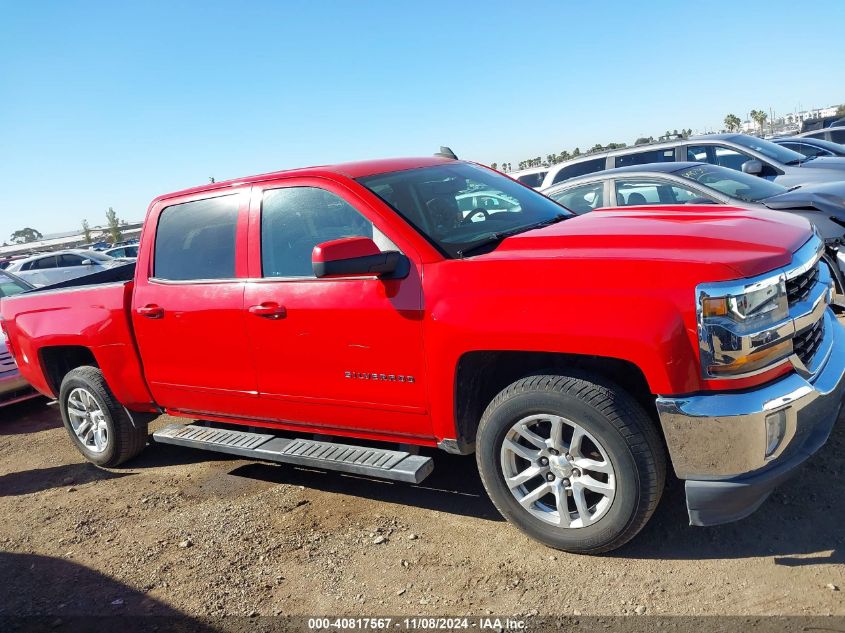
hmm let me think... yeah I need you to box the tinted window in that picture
[614,148,676,168]
[155,196,238,281]
[549,182,604,214]
[33,256,58,270]
[58,254,86,267]
[108,248,125,258]
[551,158,606,185]
[261,187,376,278]
[125,246,138,257]
[830,130,845,145]
[614,178,712,206]
[515,172,546,188]
[688,144,778,176]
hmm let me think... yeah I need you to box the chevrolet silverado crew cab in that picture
[2,155,843,554]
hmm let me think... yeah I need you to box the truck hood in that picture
[485,205,813,278]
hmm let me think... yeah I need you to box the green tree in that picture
[750,109,768,135]
[82,219,92,243]
[10,227,43,244]
[723,114,741,132]
[572,147,580,157]
[105,207,123,243]
[837,104,845,116]
[490,162,498,171]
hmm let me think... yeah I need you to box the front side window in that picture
[551,158,606,185]
[154,195,238,281]
[261,187,382,278]
[830,129,845,144]
[728,135,804,165]
[614,178,712,206]
[614,148,676,168]
[689,144,779,177]
[548,182,604,214]
[359,163,570,258]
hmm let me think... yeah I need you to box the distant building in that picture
[0,221,144,257]
[783,106,839,126]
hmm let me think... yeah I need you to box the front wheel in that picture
[476,374,666,554]
[59,366,149,467]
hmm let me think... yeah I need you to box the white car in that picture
[5,250,123,287]
[507,166,548,189]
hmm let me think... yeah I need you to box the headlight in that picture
[697,273,792,378]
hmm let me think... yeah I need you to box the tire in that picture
[59,366,149,467]
[476,373,666,554]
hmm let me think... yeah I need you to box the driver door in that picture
[243,179,431,440]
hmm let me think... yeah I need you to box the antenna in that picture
[434,146,458,160]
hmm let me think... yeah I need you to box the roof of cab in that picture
[152,156,457,204]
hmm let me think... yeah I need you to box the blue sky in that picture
[2,0,844,240]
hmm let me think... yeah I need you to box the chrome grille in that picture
[786,264,819,306]
[794,317,825,366]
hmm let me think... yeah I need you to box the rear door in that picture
[132,189,257,418]
[242,178,430,440]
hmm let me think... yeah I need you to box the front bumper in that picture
[656,310,845,526]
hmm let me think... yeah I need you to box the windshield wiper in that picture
[457,215,569,258]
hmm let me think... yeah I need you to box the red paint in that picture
[312,236,381,264]
[0,157,813,448]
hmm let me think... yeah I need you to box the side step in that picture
[152,424,434,484]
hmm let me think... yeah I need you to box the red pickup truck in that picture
[2,155,843,553]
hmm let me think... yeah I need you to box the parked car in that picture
[3,155,843,554]
[797,126,845,146]
[539,133,845,189]
[507,166,548,189]
[0,270,39,407]
[4,249,126,287]
[801,115,845,133]
[543,161,845,301]
[773,136,845,158]
[103,245,139,260]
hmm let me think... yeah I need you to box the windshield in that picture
[358,163,571,258]
[675,164,787,202]
[729,135,806,165]
[0,270,32,297]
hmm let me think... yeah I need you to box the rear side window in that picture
[31,256,58,270]
[154,196,239,281]
[830,130,845,144]
[516,172,546,188]
[614,148,676,168]
[551,158,606,185]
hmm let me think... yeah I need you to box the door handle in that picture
[137,304,165,319]
[248,302,286,319]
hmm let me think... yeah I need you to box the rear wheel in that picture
[476,373,665,554]
[59,366,149,467]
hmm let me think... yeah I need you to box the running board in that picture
[152,424,433,484]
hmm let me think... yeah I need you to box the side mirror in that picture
[312,237,409,279]
[80,259,94,265]
[741,159,763,176]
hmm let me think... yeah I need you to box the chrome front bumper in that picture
[657,310,845,480]
[656,310,845,526]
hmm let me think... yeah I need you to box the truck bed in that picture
[0,263,156,410]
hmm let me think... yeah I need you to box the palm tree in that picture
[724,114,741,133]
[750,109,768,135]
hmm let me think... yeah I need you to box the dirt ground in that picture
[0,397,843,621]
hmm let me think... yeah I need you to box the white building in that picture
[783,106,839,126]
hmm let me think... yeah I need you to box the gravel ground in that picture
[0,397,843,621]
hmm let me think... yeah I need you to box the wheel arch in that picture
[450,351,658,454]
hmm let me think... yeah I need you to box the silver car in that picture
[0,269,39,406]
[4,249,122,287]
[540,133,845,189]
